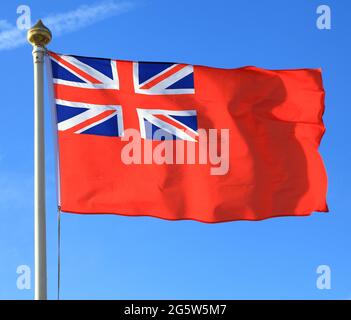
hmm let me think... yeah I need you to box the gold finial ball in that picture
[27,19,52,47]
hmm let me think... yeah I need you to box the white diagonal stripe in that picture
[138,109,197,142]
[149,65,194,91]
[75,111,117,134]
[144,109,198,135]
[133,62,195,95]
[50,54,118,89]
[62,55,115,84]
[58,108,106,131]
[50,55,88,83]
[161,114,198,136]
[138,64,180,88]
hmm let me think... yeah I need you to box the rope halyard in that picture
[57,206,61,300]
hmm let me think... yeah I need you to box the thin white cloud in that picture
[43,1,134,36]
[0,1,134,51]
[0,26,25,50]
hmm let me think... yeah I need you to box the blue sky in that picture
[0,0,350,299]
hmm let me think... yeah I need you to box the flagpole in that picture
[27,20,52,300]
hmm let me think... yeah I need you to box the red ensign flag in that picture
[47,51,328,223]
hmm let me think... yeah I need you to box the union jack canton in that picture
[48,52,198,142]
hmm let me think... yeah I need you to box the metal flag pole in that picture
[27,20,52,300]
